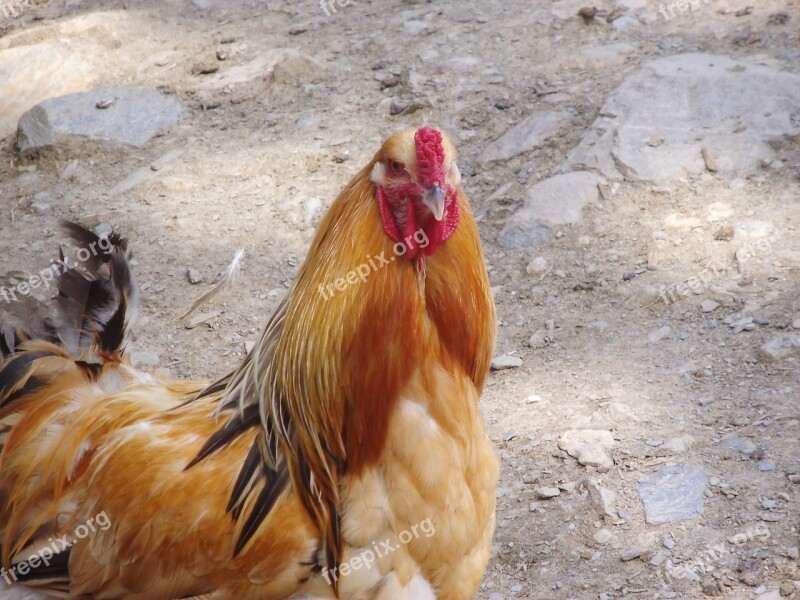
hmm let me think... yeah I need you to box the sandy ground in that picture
[0,0,798,598]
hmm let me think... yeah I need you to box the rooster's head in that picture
[370,126,462,261]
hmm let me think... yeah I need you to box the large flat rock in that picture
[0,42,94,141]
[499,171,603,249]
[17,87,182,154]
[480,111,571,163]
[561,53,800,182]
[638,464,707,525]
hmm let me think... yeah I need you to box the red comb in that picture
[414,127,445,188]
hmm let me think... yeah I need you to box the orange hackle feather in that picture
[0,127,498,600]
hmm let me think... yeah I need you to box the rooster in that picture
[0,126,498,600]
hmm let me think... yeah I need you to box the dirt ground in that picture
[1,0,799,598]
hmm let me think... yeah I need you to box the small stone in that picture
[528,501,540,512]
[650,552,667,566]
[583,478,617,517]
[792,318,800,330]
[663,538,676,549]
[620,548,647,561]
[491,355,523,370]
[647,325,671,343]
[192,62,220,75]
[131,351,160,367]
[701,580,721,595]
[701,299,719,313]
[761,498,777,510]
[779,582,794,596]
[724,435,759,456]
[558,430,614,471]
[663,435,696,453]
[697,396,716,407]
[187,269,203,284]
[526,257,548,275]
[528,331,548,348]
[758,333,800,362]
[757,460,775,472]
[244,341,255,354]
[785,547,799,559]
[594,528,613,544]
[535,486,561,499]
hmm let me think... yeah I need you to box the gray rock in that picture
[131,351,160,368]
[758,333,800,363]
[723,435,759,456]
[535,486,561,499]
[637,464,707,525]
[594,528,614,544]
[0,42,94,140]
[647,325,672,343]
[558,430,614,470]
[561,54,800,182]
[187,269,203,284]
[491,355,523,370]
[499,172,602,249]
[480,111,571,163]
[17,87,181,154]
[583,477,618,517]
[525,257,548,275]
[663,435,696,453]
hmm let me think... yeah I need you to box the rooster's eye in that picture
[388,160,404,175]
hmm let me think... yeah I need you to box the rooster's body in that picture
[0,127,498,599]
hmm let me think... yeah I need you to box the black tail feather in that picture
[0,222,136,361]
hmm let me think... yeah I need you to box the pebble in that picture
[593,528,613,544]
[723,435,759,456]
[558,430,614,471]
[663,538,676,549]
[758,333,800,362]
[491,355,523,370]
[535,486,561,499]
[697,395,716,406]
[131,351,160,367]
[583,478,617,517]
[620,547,648,561]
[701,299,719,313]
[187,268,203,284]
[757,460,775,472]
[647,325,671,343]
[663,434,695,453]
[650,551,667,566]
[792,317,800,330]
[525,257,548,275]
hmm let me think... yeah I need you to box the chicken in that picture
[0,126,498,600]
